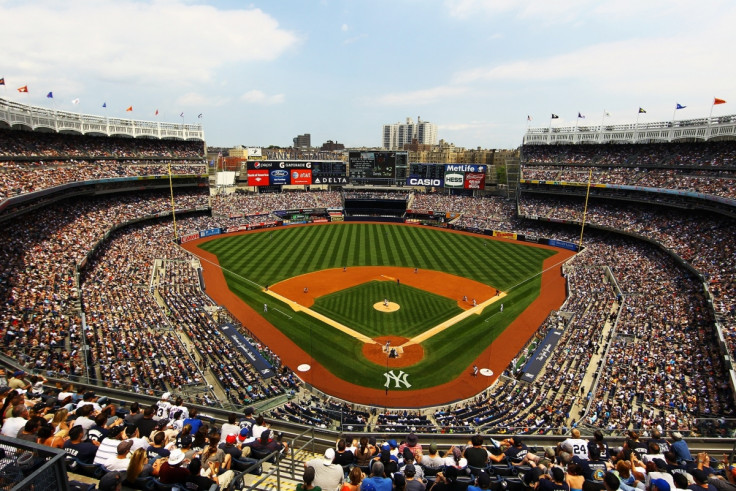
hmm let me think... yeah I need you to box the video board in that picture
[348,151,407,180]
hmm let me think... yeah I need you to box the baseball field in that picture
[184,222,574,407]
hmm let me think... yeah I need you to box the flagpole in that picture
[547,116,553,144]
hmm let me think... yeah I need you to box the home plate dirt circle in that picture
[373,301,400,312]
[362,336,424,368]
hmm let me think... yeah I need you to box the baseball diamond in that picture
[183,222,574,407]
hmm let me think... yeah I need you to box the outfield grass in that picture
[198,223,557,391]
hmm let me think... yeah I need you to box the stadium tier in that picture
[2,105,736,489]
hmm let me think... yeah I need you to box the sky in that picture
[1,0,734,150]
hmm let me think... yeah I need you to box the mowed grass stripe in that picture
[197,224,559,391]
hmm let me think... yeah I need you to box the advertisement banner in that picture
[180,232,199,243]
[312,175,349,185]
[464,172,486,189]
[219,324,275,378]
[443,171,465,188]
[406,176,444,187]
[199,228,222,238]
[247,169,270,186]
[290,169,312,185]
[493,231,518,240]
[269,169,290,185]
[521,329,562,382]
[444,164,487,173]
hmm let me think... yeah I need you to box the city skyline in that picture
[1,0,734,149]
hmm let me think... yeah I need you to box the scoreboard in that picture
[348,151,408,181]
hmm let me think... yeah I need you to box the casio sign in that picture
[408,178,442,186]
[445,173,464,186]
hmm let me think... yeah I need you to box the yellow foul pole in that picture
[578,168,593,250]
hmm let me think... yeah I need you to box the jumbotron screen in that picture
[348,151,407,180]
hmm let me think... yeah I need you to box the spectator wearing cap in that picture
[652,478,673,491]
[305,447,344,490]
[421,442,444,469]
[1,404,29,437]
[670,433,693,465]
[690,469,718,491]
[220,413,240,444]
[645,461,675,491]
[237,427,255,453]
[94,424,126,466]
[8,371,30,392]
[399,433,422,458]
[560,429,590,461]
[403,463,425,491]
[239,406,256,432]
[97,470,125,491]
[219,432,243,461]
[154,392,172,421]
[400,447,424,480]
[444,445,468,471]
[673,473,691,491]
[361,461,392,491]
[104,439,134,472]
[159,448,191,485]
[63,425,98,464]
[468,471,493,491]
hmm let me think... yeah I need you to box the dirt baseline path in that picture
[182,223,576,408]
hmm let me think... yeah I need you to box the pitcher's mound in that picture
[373,301,400,312]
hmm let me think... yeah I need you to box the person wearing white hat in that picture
[304,448,344,490]
[159,448,191,485]
[154,392,172,421]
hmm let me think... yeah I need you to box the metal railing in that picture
[0,437,68,491]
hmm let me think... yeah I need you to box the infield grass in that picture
[197,223,558,391]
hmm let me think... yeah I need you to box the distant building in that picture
[293,133,311,149]
[320,140,345,151]
[382,117,438,150]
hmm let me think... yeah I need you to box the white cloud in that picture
[175,92,230,107]
[240,90,285,105]
[341,23,349,31]
[0,0,300,87]
[371,86,470,106]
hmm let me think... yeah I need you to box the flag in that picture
[638,107,646,114]
[0,78,5,86]
[198,113,203,118]
[676,103,686,110]
[551,114,559,119]
[527,115,532,121]
[47,92,53,98]
[604,111,611,117]
[72,98,79,105]
[155,109,159,116]
[17,85,28,93]
[126,106,133,112]
[714,97,726,105]
[578,112,585,119]
[180,112,184,118]
[102,102,107,108]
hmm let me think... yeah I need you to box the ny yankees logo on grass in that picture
[384,370,411,388]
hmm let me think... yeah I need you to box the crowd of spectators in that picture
[211,191,342,217]
[522,141,736,167]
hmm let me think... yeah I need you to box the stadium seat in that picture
[65,456,105,478]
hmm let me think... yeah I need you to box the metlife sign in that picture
[444,164,487,173]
